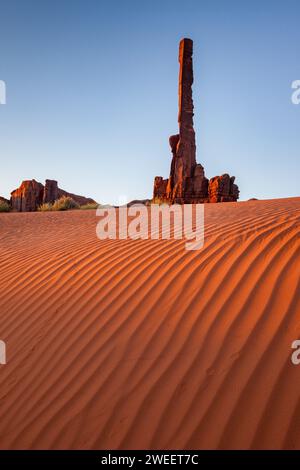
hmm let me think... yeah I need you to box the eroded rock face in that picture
[11,180,44,212]
[166,38,198,203]
[208,174,240,203]
[153,38,239,204]
[43,180,58,204]
[153,177,168,201]
[10,179,96,212]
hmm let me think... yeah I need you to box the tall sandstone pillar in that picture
[153,38,239,204]
[167,38,196,202]
[178,38,196,176]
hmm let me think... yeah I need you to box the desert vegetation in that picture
[0,201,10,212]
[38,197,99,212]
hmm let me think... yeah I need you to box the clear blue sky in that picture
[0,0,299,204]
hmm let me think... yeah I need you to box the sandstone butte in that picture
[153,38,239,204]
[5,179,96,212]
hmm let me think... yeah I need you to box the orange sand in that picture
[0,197,299,449]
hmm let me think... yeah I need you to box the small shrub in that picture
[79,202,99,210]
[52,196,79,211]
[0,201,10,212]
[151,197,169,206]
[38,202,53,212]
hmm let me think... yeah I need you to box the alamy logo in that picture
[291,80,300,105]
[0,80,6,105]
[291,340,300,365]
[0,340,6,365]
[96,203,204,251]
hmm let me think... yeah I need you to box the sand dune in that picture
[0,197,299,449]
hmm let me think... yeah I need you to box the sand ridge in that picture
[0,197,299,449]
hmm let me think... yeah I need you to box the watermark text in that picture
[0,80,6,105]
[0,340,6,365]
[291,80,300,105]
[291,340,300,365]
[96,203,204,251]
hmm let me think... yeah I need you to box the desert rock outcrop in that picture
[10,180,44,212]
[10,179,96,212]
[43,179,59,204]
[153,38,239,204]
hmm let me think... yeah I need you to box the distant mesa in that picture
[0,196,10,206]
[8,179,96,212]
[153,38,239,204]
[127,199,151,207]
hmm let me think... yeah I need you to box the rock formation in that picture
[0,196,10,206]
[10,179,96,212]
[56,188,96,207]
[10,180,44,212]
[153,38,239,204]
[208,174,239,203]
[43,179,59,204]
